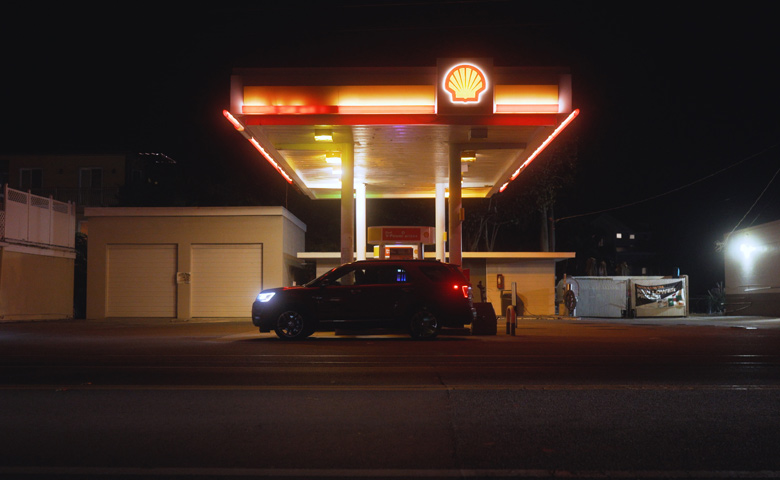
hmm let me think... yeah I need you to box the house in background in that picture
[573,214,658,276]
[0,152,178,231]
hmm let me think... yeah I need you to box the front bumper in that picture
[251,301,274,331]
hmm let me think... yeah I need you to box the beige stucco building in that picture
[85,207,306,321]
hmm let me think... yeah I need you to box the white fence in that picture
[1,185,76,248]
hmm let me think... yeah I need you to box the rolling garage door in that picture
[107,244,177,317]
[191,244,263,317]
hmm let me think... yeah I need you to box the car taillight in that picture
[453,284,470,299]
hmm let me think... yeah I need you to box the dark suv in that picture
[252,260,476,340]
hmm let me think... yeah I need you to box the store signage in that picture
[443,64,488,103]
[383,227,425,242]
[436,58,494,115]
[367,226,435,244]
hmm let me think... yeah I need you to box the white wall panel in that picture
[107,244,177,317]
[191,244,263,317]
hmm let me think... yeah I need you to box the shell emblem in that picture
[444,64,488,103]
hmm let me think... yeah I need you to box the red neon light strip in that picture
[223,110,294,184]
[222,109,244,131]
[500,109,580,192]
[248,138,294,184]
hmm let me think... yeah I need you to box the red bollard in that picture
[506,306,516,336]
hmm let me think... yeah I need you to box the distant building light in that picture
[630,234,635,240]
[616,233,622,239]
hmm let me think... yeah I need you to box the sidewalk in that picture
[498,313,780,330]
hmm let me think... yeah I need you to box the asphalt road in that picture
[1,315,779,479]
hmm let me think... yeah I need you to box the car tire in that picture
[409,307,440,340]
[274,309,312,340]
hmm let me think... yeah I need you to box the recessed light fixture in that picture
[315,129,333,142]
[460,150,476,162]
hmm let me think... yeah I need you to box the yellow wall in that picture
[485,259,557,316]
[0,249,74,321]
[85,208,306,321]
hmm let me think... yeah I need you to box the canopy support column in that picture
[340,147,354,265]
[448,149,463,267]
[435,182,446,262]
[356,182,366,261]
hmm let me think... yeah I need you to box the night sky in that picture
[3,2,779,293]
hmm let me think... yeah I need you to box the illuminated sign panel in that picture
[436,58,494,115]
[367,226,435,244]
[443,64,488,103]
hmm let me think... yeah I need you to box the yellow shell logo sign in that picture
[444,64,487,103]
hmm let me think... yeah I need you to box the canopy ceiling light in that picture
[460,150,477,162]
[314,129,333,142]
[325,152,342,164]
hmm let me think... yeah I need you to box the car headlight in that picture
[257,292,276,302]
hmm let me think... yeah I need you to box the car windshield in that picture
[303,267,339,287]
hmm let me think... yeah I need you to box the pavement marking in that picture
[1,467,780,478]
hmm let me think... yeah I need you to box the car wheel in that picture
[409,307,440,340]
[274,309,311,340]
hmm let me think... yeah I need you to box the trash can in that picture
[471,302,497,335]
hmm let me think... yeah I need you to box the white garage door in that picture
[107,244,177,317]
[191,244,263,317]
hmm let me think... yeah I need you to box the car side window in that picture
[376,266,408,284]
[331,265,410,286]
[332,268,357,286]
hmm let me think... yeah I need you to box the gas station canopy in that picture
[225,59,577,200]
[224,58,578,266]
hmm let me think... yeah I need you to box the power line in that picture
[726,162,780,238]
[556,143,778,223]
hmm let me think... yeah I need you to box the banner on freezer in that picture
[634,281,685,307]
